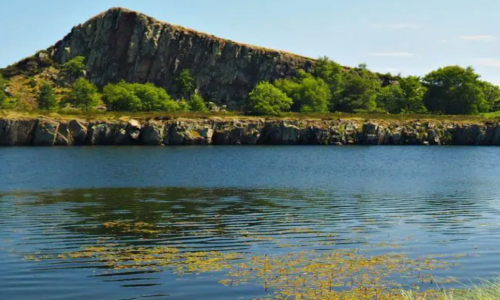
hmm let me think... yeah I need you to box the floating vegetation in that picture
[102,221,168,235]
[25,244,457,300]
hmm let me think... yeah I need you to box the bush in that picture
[61,56,86,83]
[103,81,180,112]
[274,71,331,113]
[189,94,208,112]
[37,82,58,110]
[63,78,100,110]
[248,81,293,116]
[332,67,380,113]
[102,82,142,112]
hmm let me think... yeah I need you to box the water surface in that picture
[1,147,500,299]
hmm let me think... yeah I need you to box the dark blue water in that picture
[1,147,500,299]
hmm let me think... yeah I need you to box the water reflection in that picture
[1,187,500,299]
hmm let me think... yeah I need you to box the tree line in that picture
[248,57,500,116]
[1,55,500,116]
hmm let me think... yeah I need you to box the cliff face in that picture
[2,116,500,146]
[22,8,312,108]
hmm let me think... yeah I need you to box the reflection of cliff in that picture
[3,117,500,146]
[6,187,486,241]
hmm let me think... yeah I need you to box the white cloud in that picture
[370,52,415,57]
[474,58,500,68]
[461,35,497,41]
[372,23,423,29]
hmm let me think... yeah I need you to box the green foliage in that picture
[61,56,86,83]
[177,69,196,98]
[377,77,427,114]
[423,66,489,115]
[248,81,293,116]
[275,70,331,113]
[37,82,57,110]
[103,81,180,112]
[0,74,6,108]
[480,80,500,111]
[102,82,142,112]
[63,78,100,110]
[188,94,208,112]
[332,68,380,112]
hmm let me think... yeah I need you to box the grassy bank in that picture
[402,280,500,300]
[2,109,500,123]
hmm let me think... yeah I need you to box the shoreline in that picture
[2,114,500,146]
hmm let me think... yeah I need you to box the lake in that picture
[2,146,500,300]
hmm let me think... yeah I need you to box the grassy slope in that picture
[1,109,500,124]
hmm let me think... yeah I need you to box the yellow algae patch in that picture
[102,221,167,235]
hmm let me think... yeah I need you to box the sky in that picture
[1,0,499,85]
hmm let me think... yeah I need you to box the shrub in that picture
[103,81,180,112]
[37,82,58,110]
[189,94,208,112]
[61,56,86,83]
[274,71,330,113]
[248,81,293,116]
[63,78,100,110]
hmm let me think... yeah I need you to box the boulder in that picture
[68,120,88,145]
[33,120,59,146]
[141,122,165,145]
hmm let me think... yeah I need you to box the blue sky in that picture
[1,0,499,85]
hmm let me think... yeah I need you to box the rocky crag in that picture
[1,7,314,109]
[2,116,500,146]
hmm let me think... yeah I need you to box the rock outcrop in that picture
[2,116,500,147]
[2,8,314,109]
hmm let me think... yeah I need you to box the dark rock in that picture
[33,120,59,146]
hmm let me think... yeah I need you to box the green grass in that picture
[2,108,500,123]
[402,279,500,300]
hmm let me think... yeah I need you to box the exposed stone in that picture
[127,119,142,141]
[68,120,88,145]
[141,121,165,145]
[88,122,127,145]
[33,120,59,146]
[0,119,38,146]
[39,8,314,109]
[55,122,73,146]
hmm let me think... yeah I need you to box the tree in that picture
[480,81,500,111]
[332,68,380,112]
[177,69,196,98]
[189,94,208,112]
[61,56,86,83]
[63,78,100,110]
[422,66,488,115]
[274,71,331,113]
[248,81,293,116]
[377,76,427,114]
[38,82,57,110]
[312,56,345,104]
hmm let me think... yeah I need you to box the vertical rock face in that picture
[2,117,500,147]
[0,119,38,146]
[45,7,314,109]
